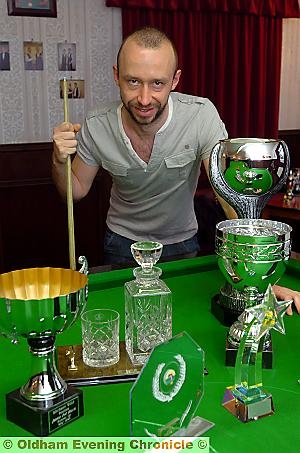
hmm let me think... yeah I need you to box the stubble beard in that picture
[121,96,168,126]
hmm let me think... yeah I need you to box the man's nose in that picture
[137,85,152,106]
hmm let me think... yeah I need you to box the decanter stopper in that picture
[131,241,163,273]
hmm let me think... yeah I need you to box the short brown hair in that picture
[117,27,178,73]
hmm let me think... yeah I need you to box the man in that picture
[52,27,300,313]
[67,48,73,70]
[72,82,80,98]
[24,46,34,70]
[60,48,67,71]
[0,43,10,71]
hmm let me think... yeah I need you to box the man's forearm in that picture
[52,154,85,201]
[52,147,98,202]
[52,151,68,199]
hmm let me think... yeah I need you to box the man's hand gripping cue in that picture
[53,122,81,164]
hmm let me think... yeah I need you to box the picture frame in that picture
[57,43,76,71]
[59,79,85,99]
[24,41,44,71]
[7,1,57,18]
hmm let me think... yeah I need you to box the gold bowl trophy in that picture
[0,257,88,436]
[0,79,88,436]
[209,138,290,367]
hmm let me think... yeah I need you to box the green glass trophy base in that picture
[222,387,274,422]
[225,336,273,369]
[6,386,83,436]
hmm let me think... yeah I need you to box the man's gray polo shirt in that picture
[77,92,227,244]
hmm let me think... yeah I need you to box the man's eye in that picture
[154,81,163,87]
[128,79,139,86]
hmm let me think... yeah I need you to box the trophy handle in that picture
[209,140,290,219]
[78,255,88,275]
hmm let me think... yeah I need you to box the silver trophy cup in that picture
[0,257,88,436]
[216,219,292,366]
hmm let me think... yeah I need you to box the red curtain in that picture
[106,0,300,17]
[106,0,300,138]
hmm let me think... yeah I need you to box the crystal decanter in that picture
[125,241,172,366]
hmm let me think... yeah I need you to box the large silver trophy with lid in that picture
[0,257,88,436]
[209,138,291,368]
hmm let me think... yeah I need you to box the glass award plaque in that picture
[130,331,213,437]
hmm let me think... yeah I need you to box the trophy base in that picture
[6,385,83,436]
[225,337,273,369]
[182,416,214,436]
[56,342,142,386]
[222,387,274,422]
[211,294,241,327]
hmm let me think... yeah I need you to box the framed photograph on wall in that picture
[24,41,43,70]
[57,43,76,71]
[60,79,85,99]
[7,1,57,18]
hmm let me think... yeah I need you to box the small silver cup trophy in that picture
[209,138,291,368]
[0,257,88,436]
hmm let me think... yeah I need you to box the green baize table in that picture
[0,255,300,453]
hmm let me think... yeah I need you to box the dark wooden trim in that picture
[0,142,51,151]
[279,129,300,136]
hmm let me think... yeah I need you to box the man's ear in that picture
[171,69,181,91]
[113,65,120,86]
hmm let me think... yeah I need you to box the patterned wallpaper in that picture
[0,0,122,144]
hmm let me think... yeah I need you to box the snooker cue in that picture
[63,78,76,271]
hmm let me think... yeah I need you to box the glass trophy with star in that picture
[209,138,290,331]
[125,241,172,366]
[130,331,214,437]
[223,284,292,422]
